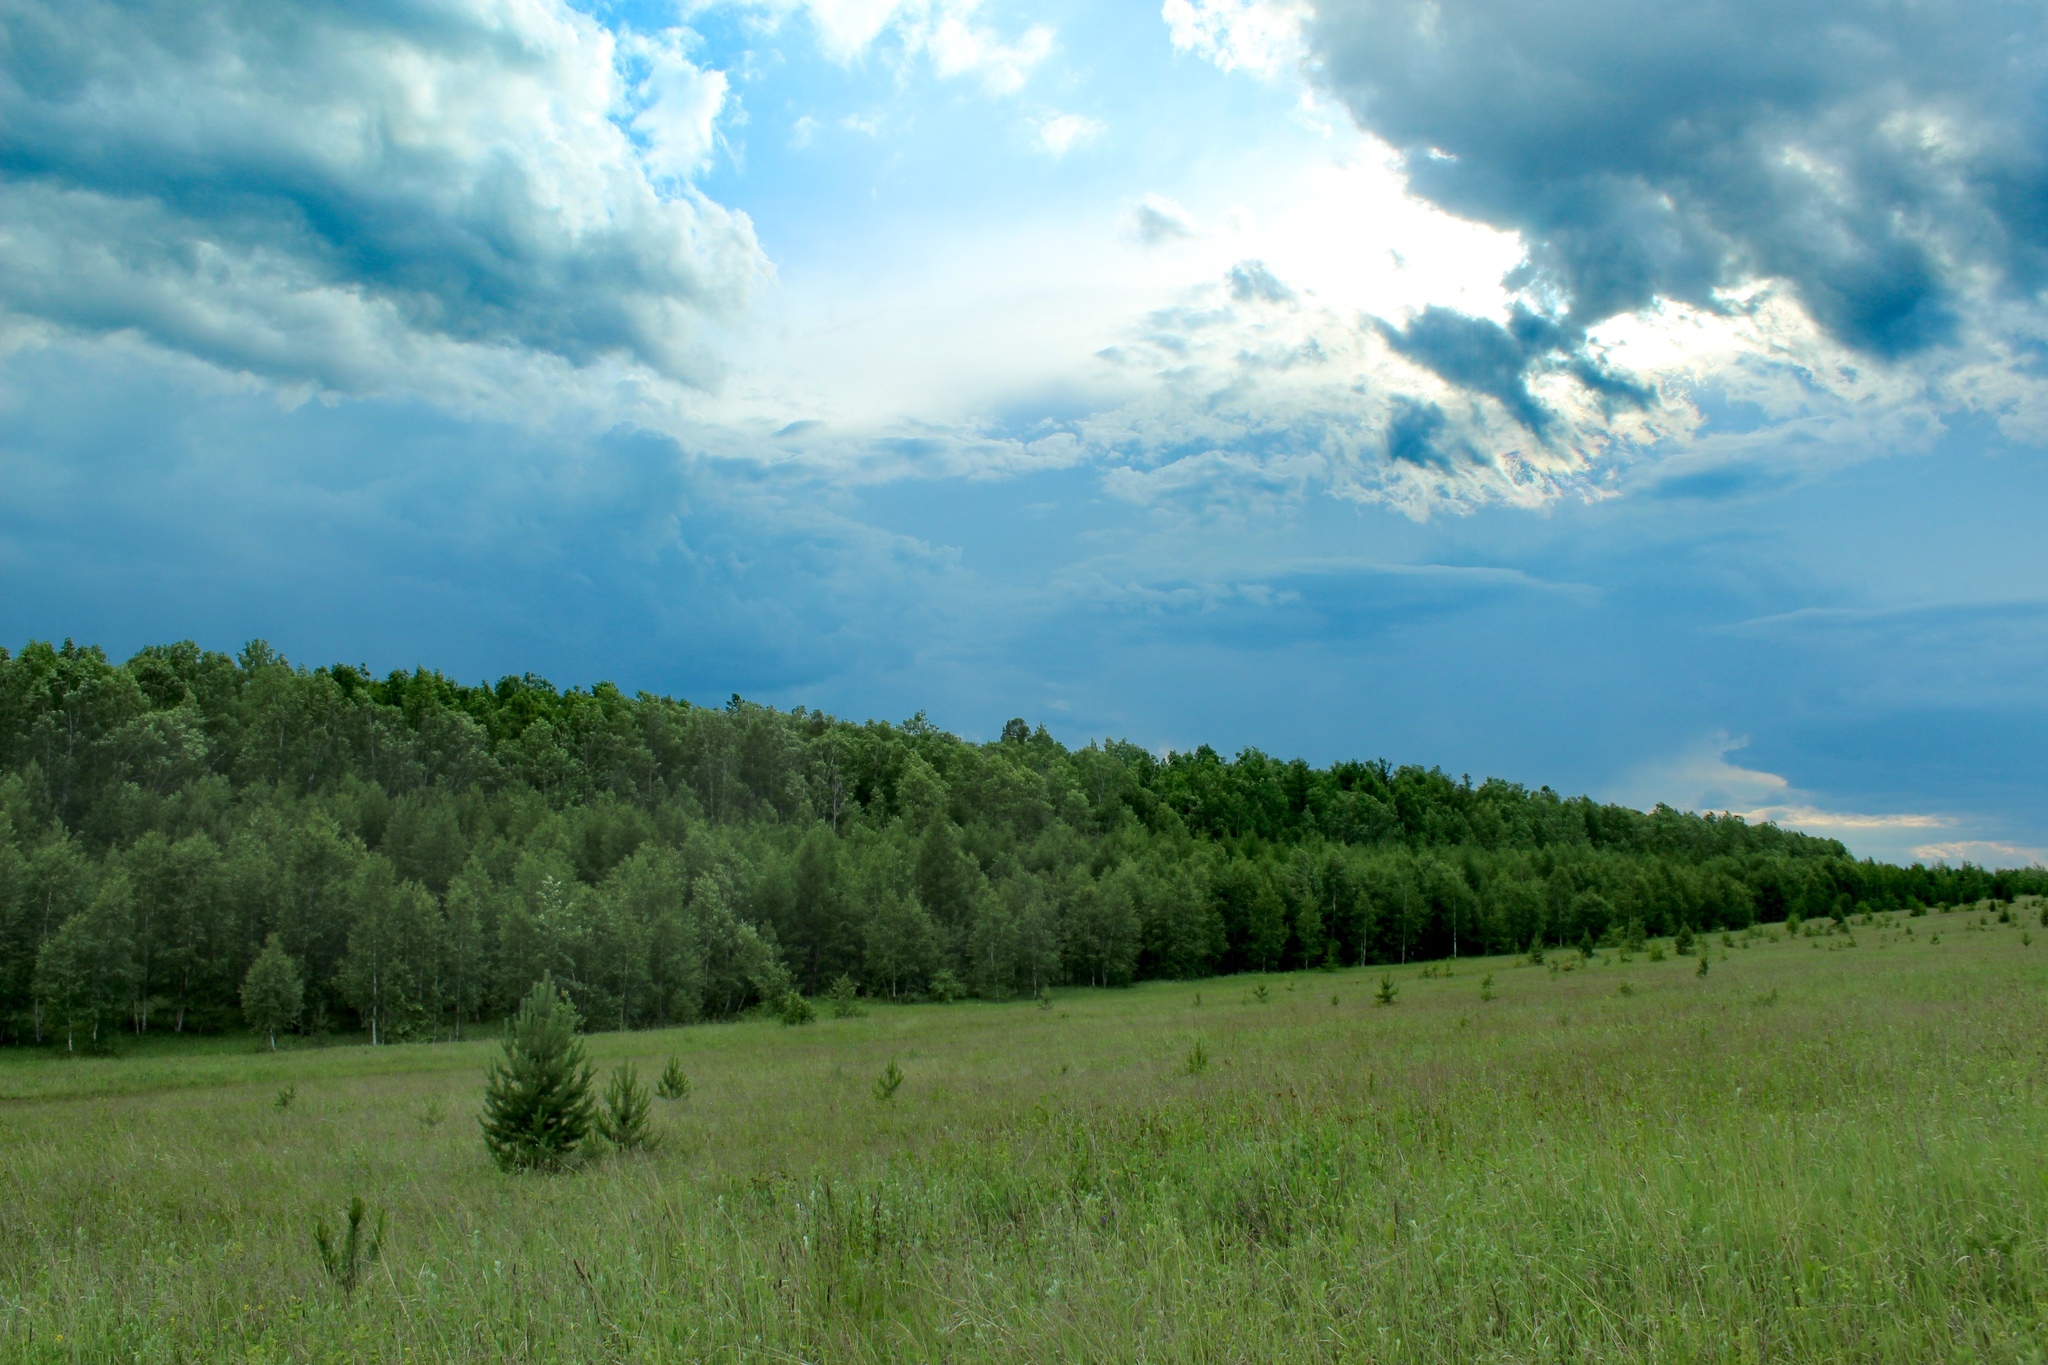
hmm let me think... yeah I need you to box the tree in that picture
[241,934,304,1050]
[337,858,438,1044]
[34,874,136,1051]
[480,976,596,1172]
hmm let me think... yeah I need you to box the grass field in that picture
[2,906,2046,1362]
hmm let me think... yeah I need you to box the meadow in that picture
[2,905,2045,1363]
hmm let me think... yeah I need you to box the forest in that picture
[2,637,2038,1048]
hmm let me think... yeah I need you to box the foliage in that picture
[0,636,2038,1052]
[479,977,595,1172]
[873,1060,903,1102]
[1185,1038,1209,1075]
[776,990,816,1026]
[312,1196,383,1299]
[596,1063,655,1153]
[1375,975,1398,1007]
[240,934,303,1050]
[656,1057,690,1100]
[825,974,865,1018]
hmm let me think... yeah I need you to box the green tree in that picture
[337,858,438,1044]
[240,933,304,1050]
[480,976,596,1172]
[34,873,136,1051]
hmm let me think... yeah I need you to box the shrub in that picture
[1479,973,1495,1002]
[1696,955,1710,978]
[479,977,595,1173]
[1374,976,1398,1007]
[777,990,816,1026]
[597,1064,656,1153]
[873,1061,904,1102]
[1527,937,1545,965]
[1675,925,1696,956]
[927,970,967,1003]
[1184,1039,1209,1075]
[1250,983,1270,1005]
[656,1057,691,1100]
[1647,943,1666,962]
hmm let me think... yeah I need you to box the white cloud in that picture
[1035,113,1105,157]
[0,0,766,392]
[745,0,1054,93]
[1162,0,1308,79]
[1912,841,2048,868]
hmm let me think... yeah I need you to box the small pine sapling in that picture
[1675,924,1696,956]
[873,1060,904,1102]
[597,1063,656,1153]
[313,1195,383,1299]
[479,976,596,1173]
[1036,990,1053,1011]
[1647,942,1666,962]
[1696,954,1710,978]
[1374,976,1398,1007]
[1479,973,1495,1002]
[1527,937,1545,965]
[1250,983,1270,1005]
[1330,992,1340,1007]
[826,974,866,1018]
[656,1057,691,1100]
[1184,1039,1209,1076]
[275,1085,296,1111]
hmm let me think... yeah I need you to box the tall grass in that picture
[1,907,2044,1361]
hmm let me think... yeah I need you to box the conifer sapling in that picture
[597,1063,656,1152]
[479,976,596,1172]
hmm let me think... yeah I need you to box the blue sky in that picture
[3,0,2047,865]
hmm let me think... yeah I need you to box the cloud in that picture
[1035,113,1105,157]
[1912,841,2048,868]
[759,0,1054,93]
[1127,195,1200,246]
[0,0,766,392]
[1620,733,1989,861]
[1162,0,1308,79]
[1299,0,2048,365]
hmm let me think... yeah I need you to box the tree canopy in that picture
[0,637,2032,1045]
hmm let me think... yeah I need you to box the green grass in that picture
[3,907,2046,1361]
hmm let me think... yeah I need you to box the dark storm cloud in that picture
[0,0,764,388]
[1308,0,2048,357]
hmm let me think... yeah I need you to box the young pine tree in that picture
[240,934,304,1051]
[479,976,596,1172]
[597,1063,656,1153]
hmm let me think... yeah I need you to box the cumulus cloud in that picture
[0,0,767,392]
[1302,0,2048,364]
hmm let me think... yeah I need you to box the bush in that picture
[873,1060,904,1102]
[479,977,595,1173]
[1374,976,1398,1007]
[656,1057,690,1100]
[1675,925,1696,956]
[777,990,816,1026]
[927,970,967,1003]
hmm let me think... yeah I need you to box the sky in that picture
[3,0,2047,865]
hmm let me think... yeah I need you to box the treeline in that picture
[1,638,2038,1048]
